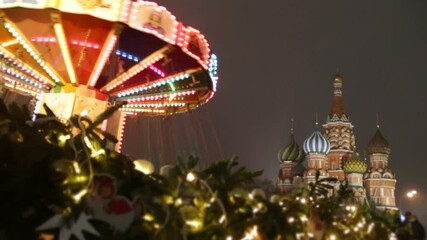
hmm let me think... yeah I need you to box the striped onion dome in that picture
[278,133,304,163]
[368,128,390,154]
[303,129,331,154]
[344,151,368,174]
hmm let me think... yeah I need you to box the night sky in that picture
[124,0,427,225]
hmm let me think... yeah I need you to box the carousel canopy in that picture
[0,0,218,116]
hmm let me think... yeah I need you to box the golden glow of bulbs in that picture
[72,189,88,203]
[53,21,77,84]
[186,172,196,182]
[243,225,260,240]
[134,159,155,174]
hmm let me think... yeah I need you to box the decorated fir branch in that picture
[0,99,411,240]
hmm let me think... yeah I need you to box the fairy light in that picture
[31,36,101,49]
[32,93,43,121]
[0,52,52,90]
[58,134,71,143]
[149,65,166,77]
[176,23,187,47]
[0,73,44,97]
[80,109,89,116]
[186,219,202,229]
[1,18,63,84]
[0,49,55,87]
[1,65,45,90]
[114,71,195,97]
[120,108,166,114]
[115,112,128,152]
[115,50,139,62]
[300,215,308,222]
[182,27,210,69]
[72,189,88,203]
[219,214,226,224]
[201,54,219,105]
[186,172,196,182]
[118,0,131,22]
[143,213,155,221]
[124,102,186,109]
[368,222,375,233]
[243,225,260,240]
[120,90,197,107]
[83,136,94,150]
[91,149,106,158]
[173,198,183,207]
[87,24,121,88]
[102,45,170,93]
[1,39,18,47]
[128,2,178,45]
[115,49,166,77]
[288,217,295,223]
[134,159,155,174]
[71,40,100,49]
[31,37,56,43]
[72,161,81,174]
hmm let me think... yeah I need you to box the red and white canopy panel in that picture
[0,0,218,116]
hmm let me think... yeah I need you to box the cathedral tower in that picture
[323,73,356,181]
[303,127,331,184]
[364,126,397,209]
[277,124,305,193]
[343,151,368,202]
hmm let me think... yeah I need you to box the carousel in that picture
[0,0,218,151]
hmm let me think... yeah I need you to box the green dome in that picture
[278,133,304,163]
[343,151,368,174]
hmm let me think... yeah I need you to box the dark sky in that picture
[125,0,427,225]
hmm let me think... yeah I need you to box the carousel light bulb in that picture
[80,109,89,116]
[88,29,118,87]
[53,21,77,84]
[134,159,155,175]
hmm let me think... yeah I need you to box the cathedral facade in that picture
[276,73,397,210]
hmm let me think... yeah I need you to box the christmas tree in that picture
[0,98,410,239]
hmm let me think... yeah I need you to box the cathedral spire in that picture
[376,114,380,129]
[329,71,347,120]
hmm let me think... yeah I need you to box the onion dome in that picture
[344,151,368,174]
[303,129,331,154]
[278,133,304,163]
[368,128,390,154]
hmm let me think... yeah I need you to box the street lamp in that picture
[399,189,417,213]
[406,190,417,198]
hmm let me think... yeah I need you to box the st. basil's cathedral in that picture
[276,73,397,210]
